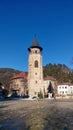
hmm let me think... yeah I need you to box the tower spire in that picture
[28,36,43,51]
[32,36,39,47]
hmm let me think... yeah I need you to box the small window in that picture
[65,86,67,89]
[17,84,18,87]
[35,81,37,84]
[34,60,38,67]
[35,92,37,95]
[35,50,37,53]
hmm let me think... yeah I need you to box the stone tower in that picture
[28,37,43,98]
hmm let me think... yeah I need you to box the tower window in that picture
[35,81,37,84]
[34,60,38,67]
[35,50,37,53]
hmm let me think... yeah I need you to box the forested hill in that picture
[0,68,21,88]
[0,64,73,88]
[43,64,73,84]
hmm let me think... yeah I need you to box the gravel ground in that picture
[0,99,73,130]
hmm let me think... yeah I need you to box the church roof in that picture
[10,72,27,80]
[44,76,56,81]
[28,37,43,51]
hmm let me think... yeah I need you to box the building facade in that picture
[10,72,28,97]
[57,83,73,96]
[57,84,69,96]
[28,37,44,98]
[68,85,73,95]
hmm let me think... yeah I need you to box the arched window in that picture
[34,60,38,67]
[35,50,37,53]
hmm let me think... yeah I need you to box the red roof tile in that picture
[11,72,27,80]
[44,76,56,81]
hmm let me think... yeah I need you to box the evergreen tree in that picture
[47,82,53,93]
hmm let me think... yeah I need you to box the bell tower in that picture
[28,37,43,98]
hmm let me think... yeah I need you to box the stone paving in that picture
[0,99,73,130]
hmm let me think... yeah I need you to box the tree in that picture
[43,63,72,83]
[0,82,2,87]
[47,82,53,93]
[38,91,43,99]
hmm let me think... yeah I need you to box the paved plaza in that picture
[0,99,73,130]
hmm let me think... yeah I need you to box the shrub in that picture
[38,91,43,99]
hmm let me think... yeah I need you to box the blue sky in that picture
[0,0,73,71]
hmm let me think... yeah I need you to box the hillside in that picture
[0,64,73,88]
[0,68,21,88]
[43,63,73,84]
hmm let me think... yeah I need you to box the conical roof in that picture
[31,37,40,47]
[28,37,43,51]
